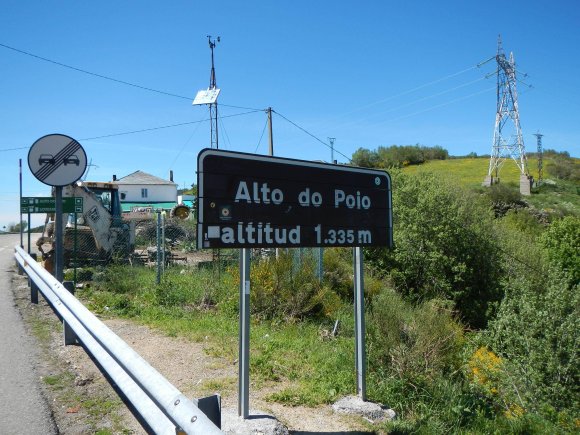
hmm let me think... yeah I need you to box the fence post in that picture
[156,210,161,285]
[317,247,324,282]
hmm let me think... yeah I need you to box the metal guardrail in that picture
[14,245,222,435]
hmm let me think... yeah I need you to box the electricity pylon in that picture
[483,36,532,194]
[534,131,544,186]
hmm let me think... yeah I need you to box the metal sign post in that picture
[238,248,251,418]
[54,187,64,282]
[27,134,87,282]
[27,210,31,254]
[354,247,366,399]
[19,159,23,248]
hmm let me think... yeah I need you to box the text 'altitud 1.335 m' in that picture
[196,149,392,249]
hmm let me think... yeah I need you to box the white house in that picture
[113,170,177,204]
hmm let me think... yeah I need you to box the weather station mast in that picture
[483,36,533,195]
[193,35,221,149]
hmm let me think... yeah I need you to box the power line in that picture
[0,42,263,111]
[0,42,192,100]
[338,76,488,130]
[325,64,482,122]
[80,110,260,141]
[368,86,495,127]
[168,120,203,170]
[273,110,352,163]
[0,110,260,152]
[0,146,28,152]
[254,118,269,153]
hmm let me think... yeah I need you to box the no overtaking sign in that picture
[28,134,87,186]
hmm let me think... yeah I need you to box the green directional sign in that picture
[20,197,84,214]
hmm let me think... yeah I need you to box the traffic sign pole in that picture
[27,210,31,254]
[55,187,64,282]
[19,158,23,248]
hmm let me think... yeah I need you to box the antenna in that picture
[193,35,221,149]
[483,35,532,195]
[328,137,336,163]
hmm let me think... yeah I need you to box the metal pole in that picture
[329,137,336,164]
[55,186,64,282]
[73,212,78,285]
[19,159,23,248]
[267,108,280,260]
[317,247,323,282]
[156,211,161,284]
[238,248,251,418]
[353,247,366,400]
[27,210,31,254]
[267,107,274,157]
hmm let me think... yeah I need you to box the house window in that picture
[141,188,148,198]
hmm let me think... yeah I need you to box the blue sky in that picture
[1,0,579,228]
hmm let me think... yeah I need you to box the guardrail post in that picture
[63,280,75,295]
[63,319,78,345]
[62,281,78,345]
[16,258,24,275]
[30,280,39,304]
[194,394,221,429]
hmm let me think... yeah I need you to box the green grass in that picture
[403,156,580,215]
[76,242,577,433]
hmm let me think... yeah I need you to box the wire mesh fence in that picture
[27,211,325,284]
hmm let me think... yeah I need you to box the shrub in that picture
[546,156,580,181]
[366,171,502,328]
[368,289,464,379]
[352,144,448,169]
[237,250,341,321]
[539,215,580,286]
[490,270,579,415]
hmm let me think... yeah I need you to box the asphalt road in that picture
[0,233,57,434]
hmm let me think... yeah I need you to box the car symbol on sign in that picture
[64,155,80,166]
[39,154,55,165]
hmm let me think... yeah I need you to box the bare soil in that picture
[11,270,374,434]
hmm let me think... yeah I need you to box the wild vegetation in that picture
[76,145,579,433]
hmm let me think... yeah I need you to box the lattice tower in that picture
[208,36,219,149]
[534,131,544,185]
[487,36,529,179]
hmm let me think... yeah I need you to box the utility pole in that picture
[208,35,220,149]
[534,131,544,186]
[328,137,336,164]
[483,35,531,195]
[267,107,274,156]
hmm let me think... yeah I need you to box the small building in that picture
[113,170,178,216]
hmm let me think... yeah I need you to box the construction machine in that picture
[37,181,135,267]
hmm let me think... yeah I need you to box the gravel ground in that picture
[11,269,374,434]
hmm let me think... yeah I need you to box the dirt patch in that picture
[11,271,373,434]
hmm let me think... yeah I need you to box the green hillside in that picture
[402,156,580,215]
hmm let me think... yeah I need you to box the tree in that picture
[8,221,27,232]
